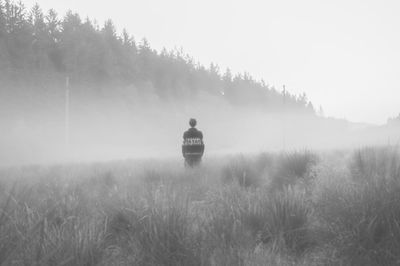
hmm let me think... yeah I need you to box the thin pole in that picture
[282,84,286,151]
[65,77,70,153]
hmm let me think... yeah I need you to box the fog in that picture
[2,0,399,168]
[1,86,399,168]
[21,0,400,124]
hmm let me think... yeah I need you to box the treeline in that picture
[0,1,315,113]
[388,114,400,125]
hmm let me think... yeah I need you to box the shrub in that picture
[256,187,312,254]
[200,185,254,265]
[0,182,108,266]
[350,146,400,182]
[128,188,202,266]
[221,155,269,187]
[269,151,318,191]
[210,185,312,255]
[314,146,400,265]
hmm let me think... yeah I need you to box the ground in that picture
[0,147,399,265]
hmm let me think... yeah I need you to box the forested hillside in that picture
[0,0,315,113]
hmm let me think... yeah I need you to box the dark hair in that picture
[189,118,197,127]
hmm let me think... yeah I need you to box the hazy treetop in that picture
[0,0,315,114]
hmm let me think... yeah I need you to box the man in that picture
[182,118,204,167]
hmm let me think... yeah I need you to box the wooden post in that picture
[65,76,70,154]
[282,84,286,151]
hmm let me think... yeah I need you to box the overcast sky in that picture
[24,0,400,124]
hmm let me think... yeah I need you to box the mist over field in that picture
[1,84,400,167]
[1,1,400,168]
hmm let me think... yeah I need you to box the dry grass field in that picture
[0,147,400,265]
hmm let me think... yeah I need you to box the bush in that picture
[350,146,400,182]
[200,185,249,265]
[0,182,108,266]
[252,187,312,254]
[208,185,312,255]
[221,155,269,187]
[128,187,201,266]
[269,151,318,191]
[314,146,400,265]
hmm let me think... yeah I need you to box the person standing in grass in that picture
[182,118,205,167]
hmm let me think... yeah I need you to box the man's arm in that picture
[199,131,204,155]
[182,131,187,158]
[182,145,186,158]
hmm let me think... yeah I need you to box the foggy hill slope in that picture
[0,1,314,114]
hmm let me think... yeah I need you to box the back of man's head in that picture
[189,118,197,128]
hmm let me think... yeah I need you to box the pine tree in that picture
[45,9,62,70]
[0,0,8,70]
[0,0,5,36]
[122,28,133,47]
[137,38,153,81]
[223,68,232,83]
[318,105,324,117]
[46,9,59,43]
[30,3,48,69]
[102,19,116,39]
[5,1,33,69]
[0,2,316,114]
[60,11,82,75]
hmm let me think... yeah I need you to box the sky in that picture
[23,0,400,124]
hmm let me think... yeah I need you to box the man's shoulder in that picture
[184,128,203,138]
[183,129,191,138]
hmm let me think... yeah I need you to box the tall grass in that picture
[350,146,400,182]
[314,146,400,265]
[0,148,398,265]
[221,151,317,190]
